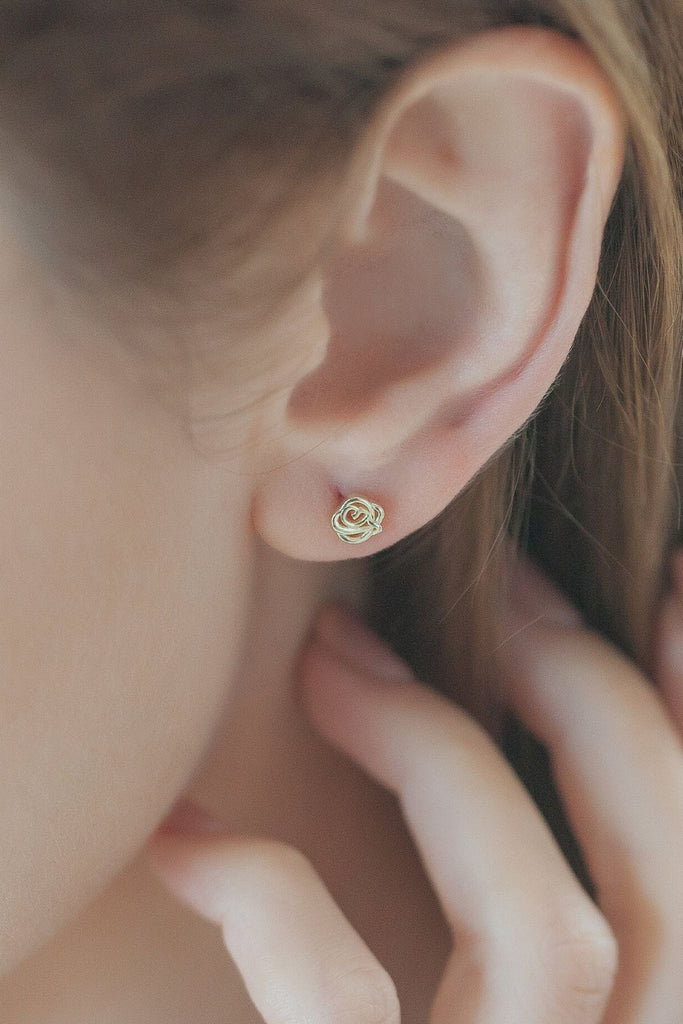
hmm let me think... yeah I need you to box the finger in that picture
[652,551,683,735]
[145,830,401,1024]
[300,607,618,1024]
[494,555,683,1024]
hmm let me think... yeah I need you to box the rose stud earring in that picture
[331,495,385,544]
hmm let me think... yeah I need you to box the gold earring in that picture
[331,495,385,544]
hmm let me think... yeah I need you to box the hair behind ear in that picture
[364,0,681,888]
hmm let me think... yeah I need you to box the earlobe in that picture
[251,26,626,562]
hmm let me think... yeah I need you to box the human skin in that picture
[0,210,256,973]
[3,23,679,1023]
[150,559,683,1022]
[0,217,449,1018]
[0,148,403,992]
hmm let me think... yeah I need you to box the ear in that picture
[251,26,626,561]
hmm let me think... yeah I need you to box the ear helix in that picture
[330,495,385,544]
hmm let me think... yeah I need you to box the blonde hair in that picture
[1,0,681,885]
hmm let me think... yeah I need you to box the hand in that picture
[145,552,683,1024]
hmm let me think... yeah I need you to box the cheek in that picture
[0,326,254,976]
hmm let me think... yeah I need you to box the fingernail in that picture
[506,555,583,629]
[313,603,414,682]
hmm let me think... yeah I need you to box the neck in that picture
[174,537,455,1012]
[181,539,373,843]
